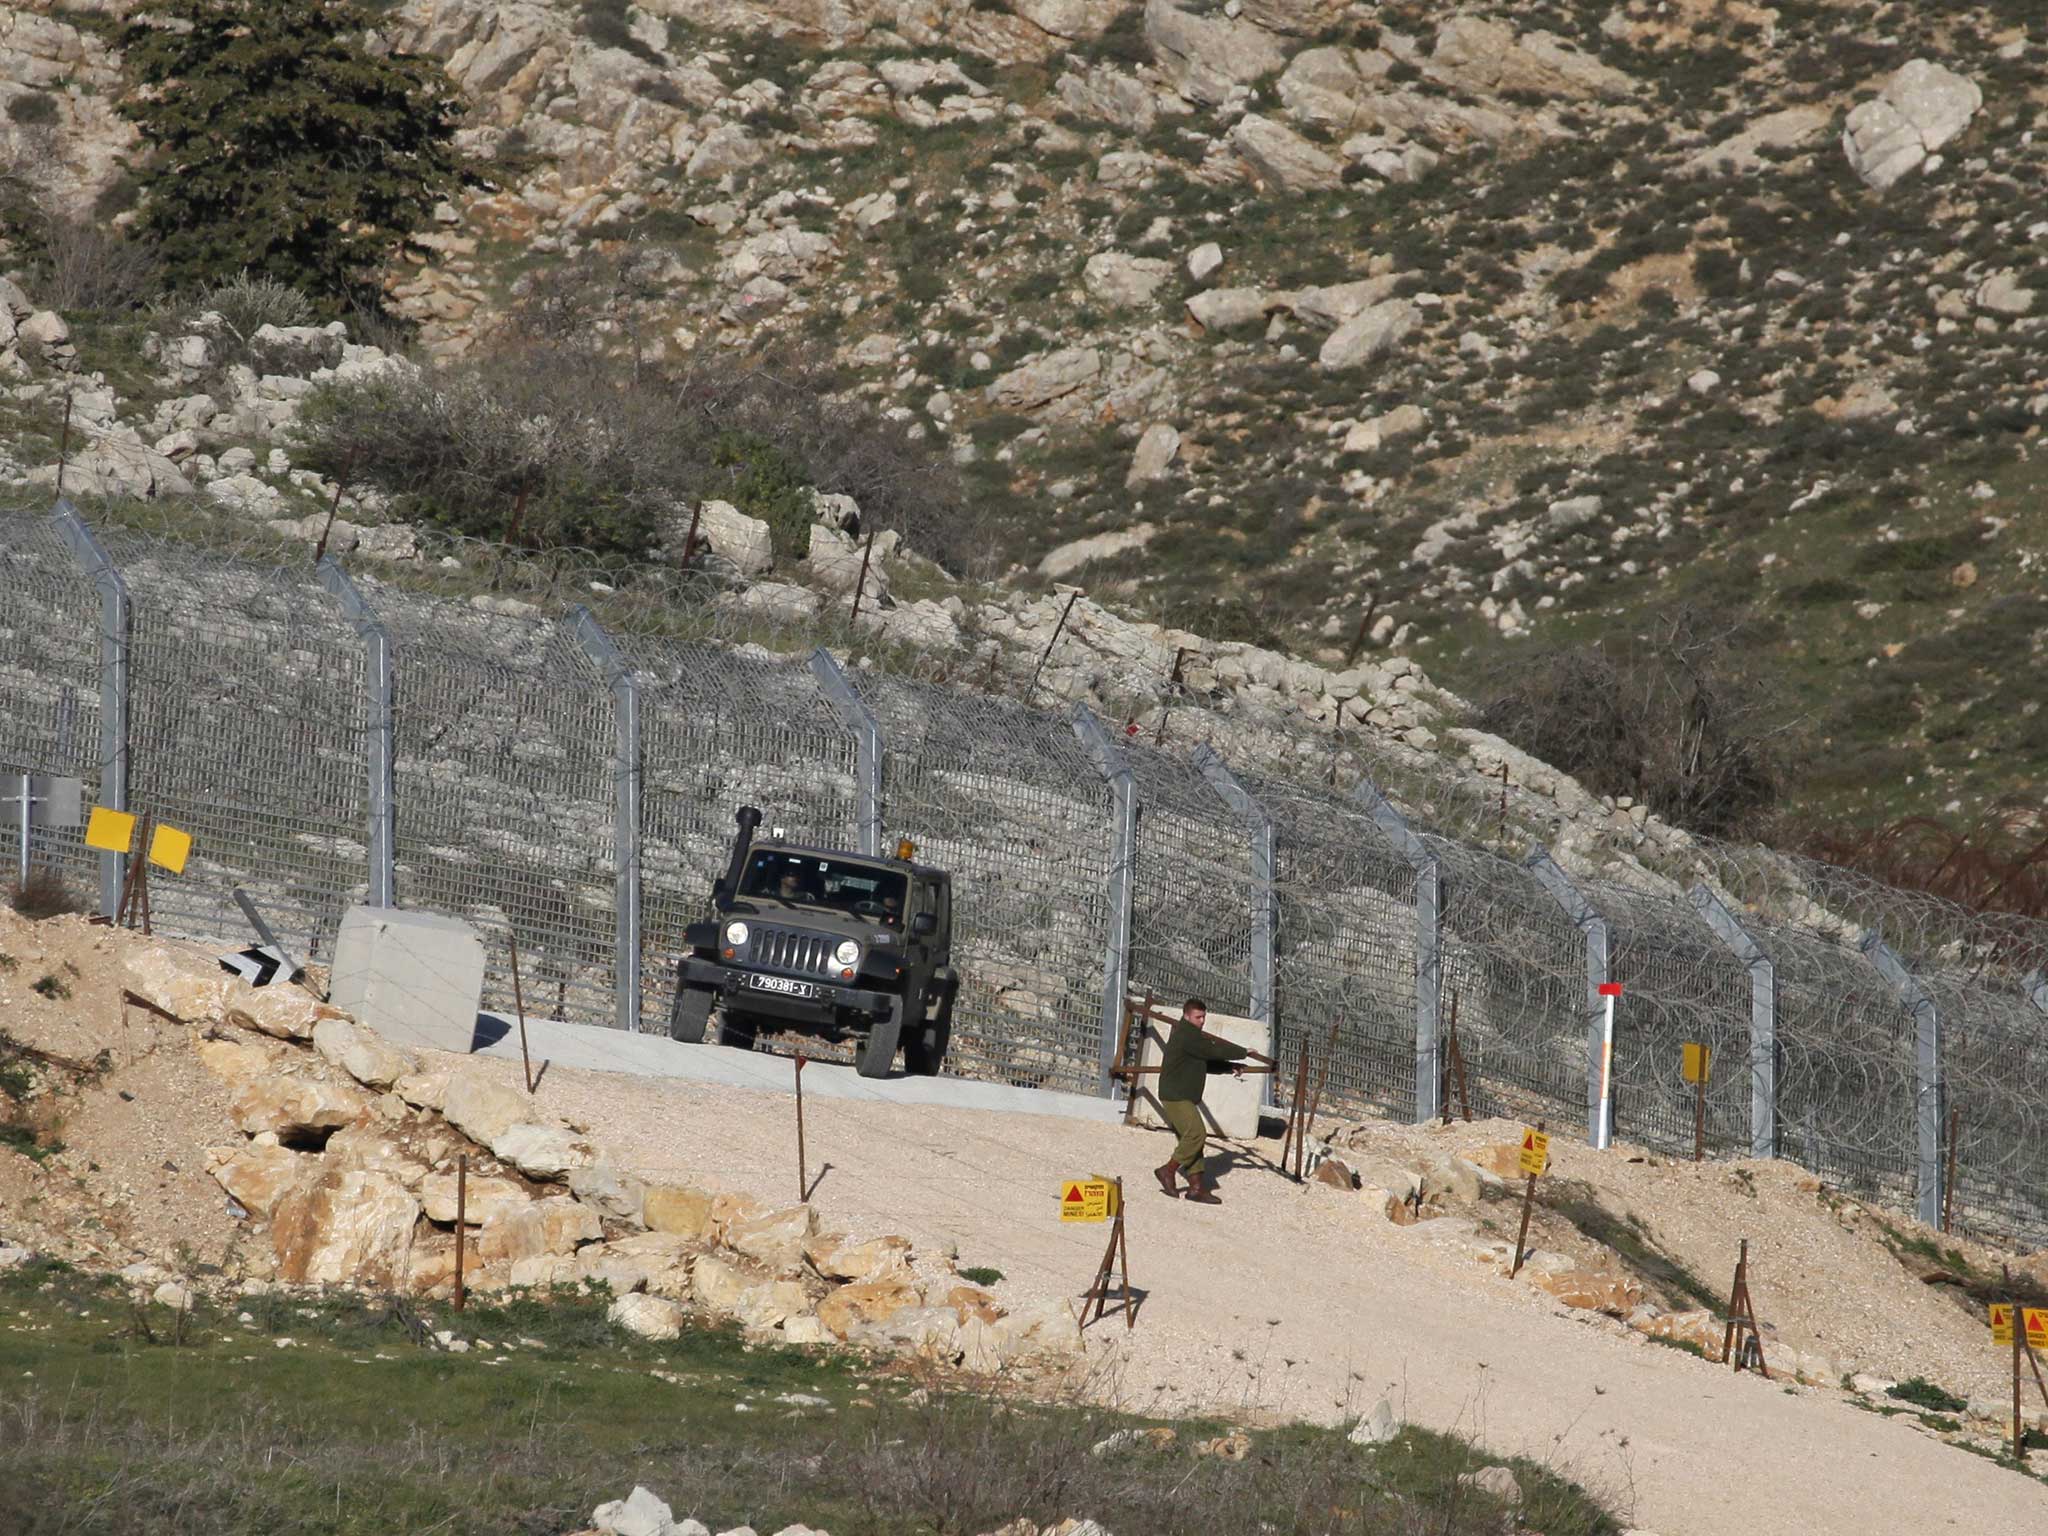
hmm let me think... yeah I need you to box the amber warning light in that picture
[895,838,916,860]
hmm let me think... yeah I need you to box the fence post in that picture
[1524,848,1612,1148]
[1190,744,1275,1077]
[568,607,642,1034]
[52,500,128,917]
[807,647,883,857]
[1688,884,1778,1160]
[1859,931,1942,1228]
[1352,776,1441,1124]
[315,558,396,908]
[1072,703,1135,1098]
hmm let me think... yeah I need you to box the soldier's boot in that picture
[1183,1172,1222,1205]
[1153,1160,1181,1198]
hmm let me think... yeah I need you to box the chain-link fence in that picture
[5,501,2047,1246]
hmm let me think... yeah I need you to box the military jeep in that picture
[669,806,958,1079]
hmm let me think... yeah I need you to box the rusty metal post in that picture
[1695,1062,1706,1163]
[454,1154,467,1313]
[57,392,74,497]
[795,1054,808,1201]
[1510,1120,1545,1279]
[2012,1263,2026,1462]
[1942,1108,1959,1234]
[311,454,353,565]
[1343,594,1378,667]
[509,933,535,1093]
[849,528,877,626]
[1027,589,1082,702]
[678,499,705,566]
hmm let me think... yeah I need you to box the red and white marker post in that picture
[1594,982,1623,1149]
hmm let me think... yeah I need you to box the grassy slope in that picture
[0,1259,1618,1536]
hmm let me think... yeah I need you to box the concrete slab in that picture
[330,905,485,1054]
[1127,1007,1270,1139]
[457,1010,1128,1126]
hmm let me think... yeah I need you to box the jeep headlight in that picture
[725,921,749,948]
[833,939,861,967]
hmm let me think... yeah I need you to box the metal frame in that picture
[1354,776,1442,1123]
[1192,744,1276,1099]
[315,557,395,908]
[1859,930,1942,1228]
[1689,884,1779,1159]
[808,647,884,856]
[569,607,643,1034]
[53,501,128,916]
[1525,848,1611,1147]
[1073,703,1136,1098]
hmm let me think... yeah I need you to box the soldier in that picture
[1152,997,1250,1204]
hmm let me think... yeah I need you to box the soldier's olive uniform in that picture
[1157,1018,1250,1178]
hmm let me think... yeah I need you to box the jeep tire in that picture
[856,999,902,1080]
[720,1010,760,1052]
[670,984,713,1044]
[904,1017,950,1077]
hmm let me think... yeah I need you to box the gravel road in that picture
[459,1049,2047,1536]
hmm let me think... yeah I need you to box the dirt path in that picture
[460,1051,2047,1536]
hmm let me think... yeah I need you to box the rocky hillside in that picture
[4,0,2047,825]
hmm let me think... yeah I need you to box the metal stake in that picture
[849,528,877,627]
[795,1054,809,1201]
[1027,590,1082,702]
[1695,1060,1707,1163]
[509,933,535,1094]
[678,499,705,566]
[311,454,354,565]
[57,393,73,497]
[2011,1263,2025,1463]
[454,1154,467,1312]
[1344,593,1378,667]
[1942,1109,1959,1234]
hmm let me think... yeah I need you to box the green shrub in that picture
[5,92,59,126]
[1886,1377,1967,1413]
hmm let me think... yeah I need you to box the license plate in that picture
[747,974,817,999]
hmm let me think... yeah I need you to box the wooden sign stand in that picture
[1509,1119,1545,1279]
[1079,1178,1135,1331]
[1278,1051,1312,1181]
[114,811,156,935]
[1719,1239,1771,1378]
[1439,990,1471,1125]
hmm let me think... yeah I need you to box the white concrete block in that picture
[1128,1006,1270,1141]
[330,905,486,1054]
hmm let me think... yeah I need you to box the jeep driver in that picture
[669,807,958,1079]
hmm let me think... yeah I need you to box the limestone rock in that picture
[723,1203,818,1272]
[1687,105,1831,175]
[1229,114,1343,192]
[1974,272,2036,316]
[608,1294,686,1342]
[1057,63,1160,135]
[478,1196,603,1266]
[688,125,763,179]
[986,347,1102,412]
[568,1164,649,1225]
[1186,287,1273,332]
[1125,423,1181,488]
[1529,1265,1644,1313]
[687,500,774,576]
[1083,251,1174,308]
[207,1144,312,1220]
[644,1184,717,1239]
[1842,59,1982,191]
[419,1171,529,1225]
[804,1233,912,1283]
[1429,18,1634,100]
[312,1016,415,1090]
[492,1121,596,1180]
[1318,299,1419,370]
[124,944,228,1024]
[1462,1465,1522,1504]
[441,1066,532,1150]
[1341,404,1426,453]
[692,1253,808,1328]
[230,1073,370,1141]
[817,1276,922,1338]
[226,981,347,1043]
[27,441,190,500]
[271,1167,421,1287]
[1144,0,1288,108]
[325,1125,429,1186]
[1348,1395,1398,1445]
[1037,524,1159,580]
[1187,242,1224,281]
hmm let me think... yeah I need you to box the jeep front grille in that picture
[751,926,834,977]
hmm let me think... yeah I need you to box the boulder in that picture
[1974,272,2036,316]
[723,1204,818,1272]
[1083,251,1174,308]
[441,1066,532,1150]
[1462,1465,1522,1504]
[194,1035,279,1088]
[419,1171,529,1225]
[1528,1265,1644,1313]
[1144,0,1288,107]
[124,944,228,1024]
[1348,1395,1399,1445]
[477,1196,603,1265]
[986,347,1102,411]
[1341,403,1426,453]
[27,441,190,500]
[1318,298,1419,370]
[271,1167,421,1286]
[1842,59,1981,191]
[817,1276,922,1338]
[1229,114,1344,192]
[324,1125,429,1186]
[692,1253,808,1327]
[1429,17,1634,99]
[207,1144,312,1220]
[688,499,774,576]
[1125,423,1181,488]
[1037,524,1159,581]
[492,1121,596,1180]
[229,1073,370,1141]
[608,1293,686,1342]
[1185,287,1273,331]
[687,125,763,178]
[644,1184,717,1239]
[311,1016,415,1090]
[1686,105,1831,175]
[1187,242,1224,281]
[226,981,347,1043]
[804,1233,912,1283]
[568,1164,649,1225]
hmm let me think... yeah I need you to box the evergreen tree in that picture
[120,0,464,307]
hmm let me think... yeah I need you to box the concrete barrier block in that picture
[1128,1006,1270,1142]
[330,905,485,1054]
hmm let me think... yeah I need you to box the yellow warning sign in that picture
[1518,1128,1549,1178]
[148,822,192,874]
[1682,1042,1711,1085]
[2030,1307,2048,1351]
[84,806,136,853]
[1060,1178,1116,1222]
[1992,1303,2014,1347]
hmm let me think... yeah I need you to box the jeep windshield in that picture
[739,850,907,925]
